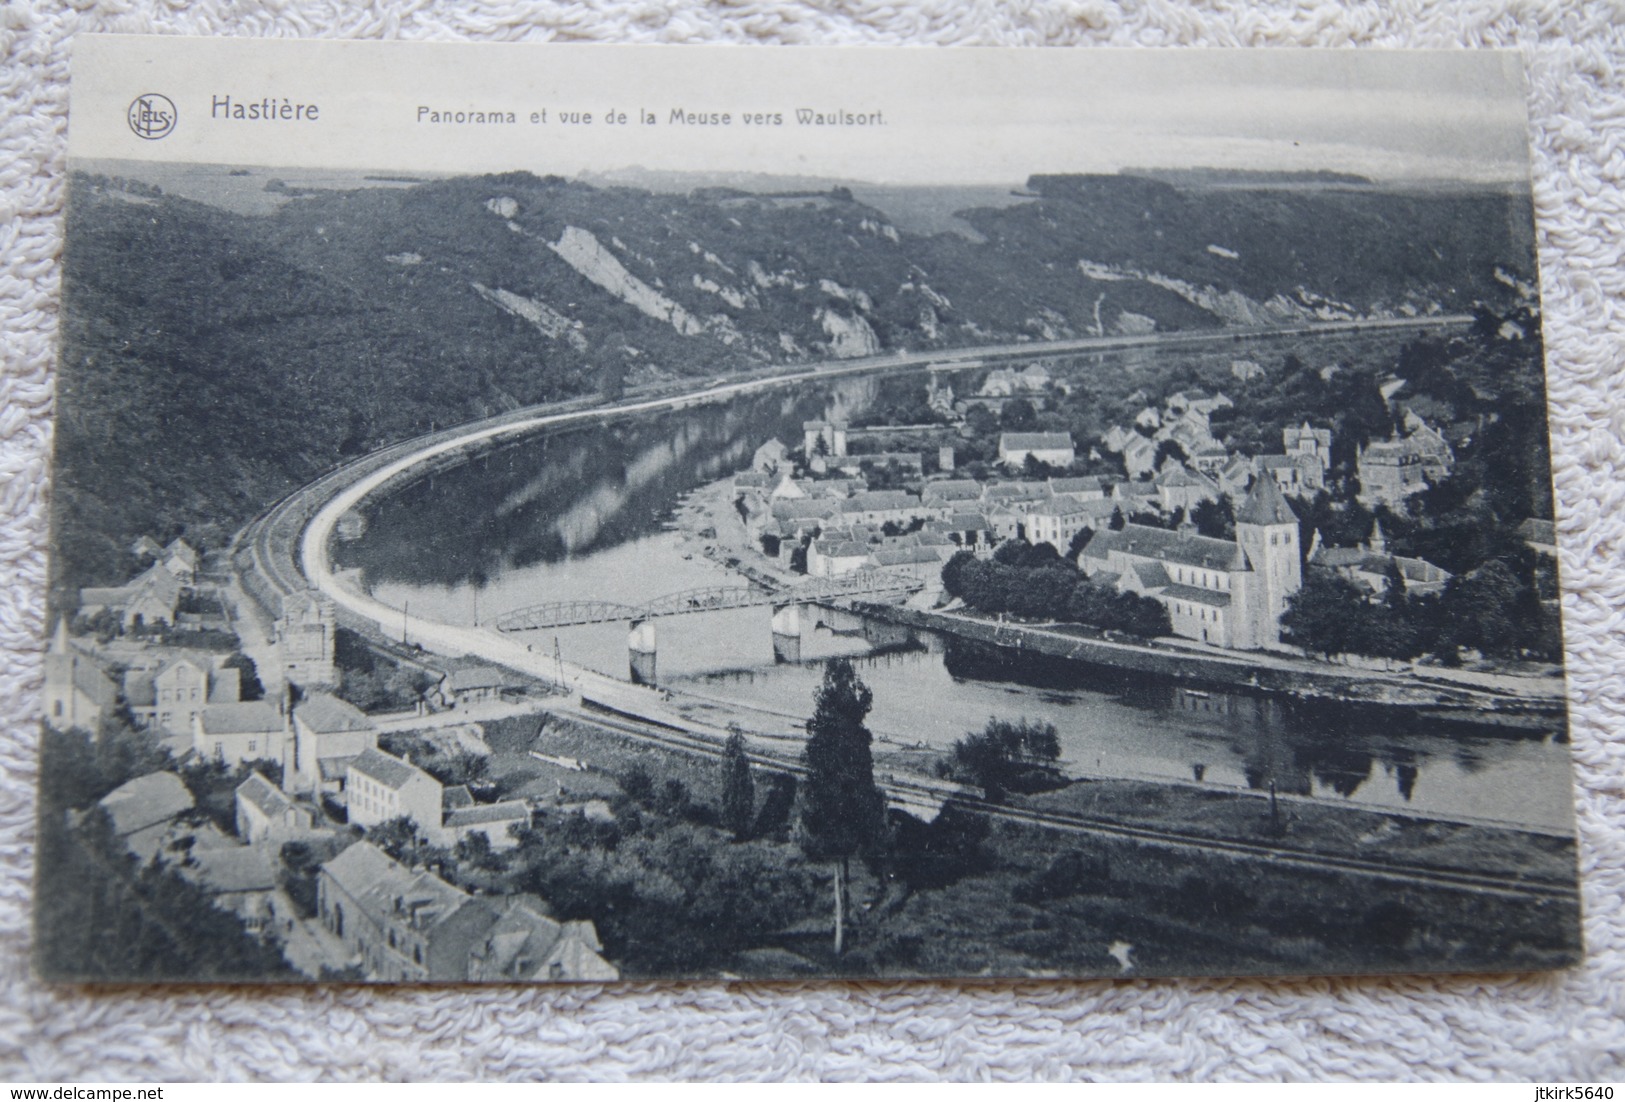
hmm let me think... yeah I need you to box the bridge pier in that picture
[628,619,658,685]
[771,603,803,664]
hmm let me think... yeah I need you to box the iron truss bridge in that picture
[494,571,925,632]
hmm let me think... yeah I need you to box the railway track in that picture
[568,699,1577,906]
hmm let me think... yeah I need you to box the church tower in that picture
[1234,476,1302,647]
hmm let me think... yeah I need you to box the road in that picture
[224,312,1585,900]
[289,313,1475,692]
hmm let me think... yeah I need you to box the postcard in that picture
[37,36,1579,982]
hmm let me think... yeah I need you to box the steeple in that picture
[1235,474,1297,527]
[1367,518,1387,554]
[50,616,70,655]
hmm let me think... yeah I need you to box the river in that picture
[333,366,1577,834]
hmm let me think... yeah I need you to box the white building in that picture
[346,747,444,836]
[998,432,1075,468]
[194,700,286,767]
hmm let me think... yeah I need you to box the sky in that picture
[70,38,1534,186]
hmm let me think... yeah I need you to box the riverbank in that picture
[665,467,1567,725]
[848,603,1566,726]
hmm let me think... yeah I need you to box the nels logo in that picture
[127,93,177,140]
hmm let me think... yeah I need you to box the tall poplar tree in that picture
[798,659,886,956]
[721,729,756,842]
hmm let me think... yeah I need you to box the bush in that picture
[939,717,1065,801]
[1014,850,1111,904]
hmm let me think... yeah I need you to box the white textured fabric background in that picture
[2,0,1623,1082]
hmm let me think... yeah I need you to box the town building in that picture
[1356,424,1455,508]
[235,772,315,845]
[441,801,531,852]
[42,619,117,733]
[78,561,182,631]
[1256,454,1324,497]
[288,691,378,796]
[838,490,931,528]
[997,432,1075,469]
[807,534,875,578]
[433,666,509,709]
[1121,436,1158,478]
[194,700,286,766]
[1079,476,1302,650]
[345,747,444,835]
[466,896,620,982]
[1308,521,1452,598]
[161,538,201,585]
[1023,497,1118,555]
[801,419,848,460]
[93,771,196,862]
[317,841,616,982]
[920,480,984,508]
[318,841,500,982]
[1154,464,1223,514]
[1283,422,1333,473]
[125,654,242,736]
[181,847,284,940]
[278,590,337,689]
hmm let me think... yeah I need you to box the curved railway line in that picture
[223,313,1573,907]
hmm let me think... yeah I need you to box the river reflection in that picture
[337,369,1576,834]
[680,635,1573,831]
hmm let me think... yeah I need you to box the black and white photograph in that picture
[34,38,1583,986]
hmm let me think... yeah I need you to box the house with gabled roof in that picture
[346,747,443,835]
[1121,435,1158,478]
[318,841,496,982]
[998,432,1075,468]
[807,534,874,578]
[235,772,315,845]
[79,561,183,632]
[43,619,117,734]
[467,896,619,982]
[288,691,377,796]
[921,479,984,507]
[433,665,509,709]
[195,700,285,767]
[162,539,200,584]
[441,801,531,852]
[93,771,196,862]
[318,842,615,982]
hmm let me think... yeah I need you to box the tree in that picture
[798,659,885,955]
[940,549,977,598]
[721,729,755,842]
[455,830,504,872]
[941,717,1064,801]
[223,652,266,702]
[1153,439,1188,470]
[366,815,428,863]
[1280,569,1369,659]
